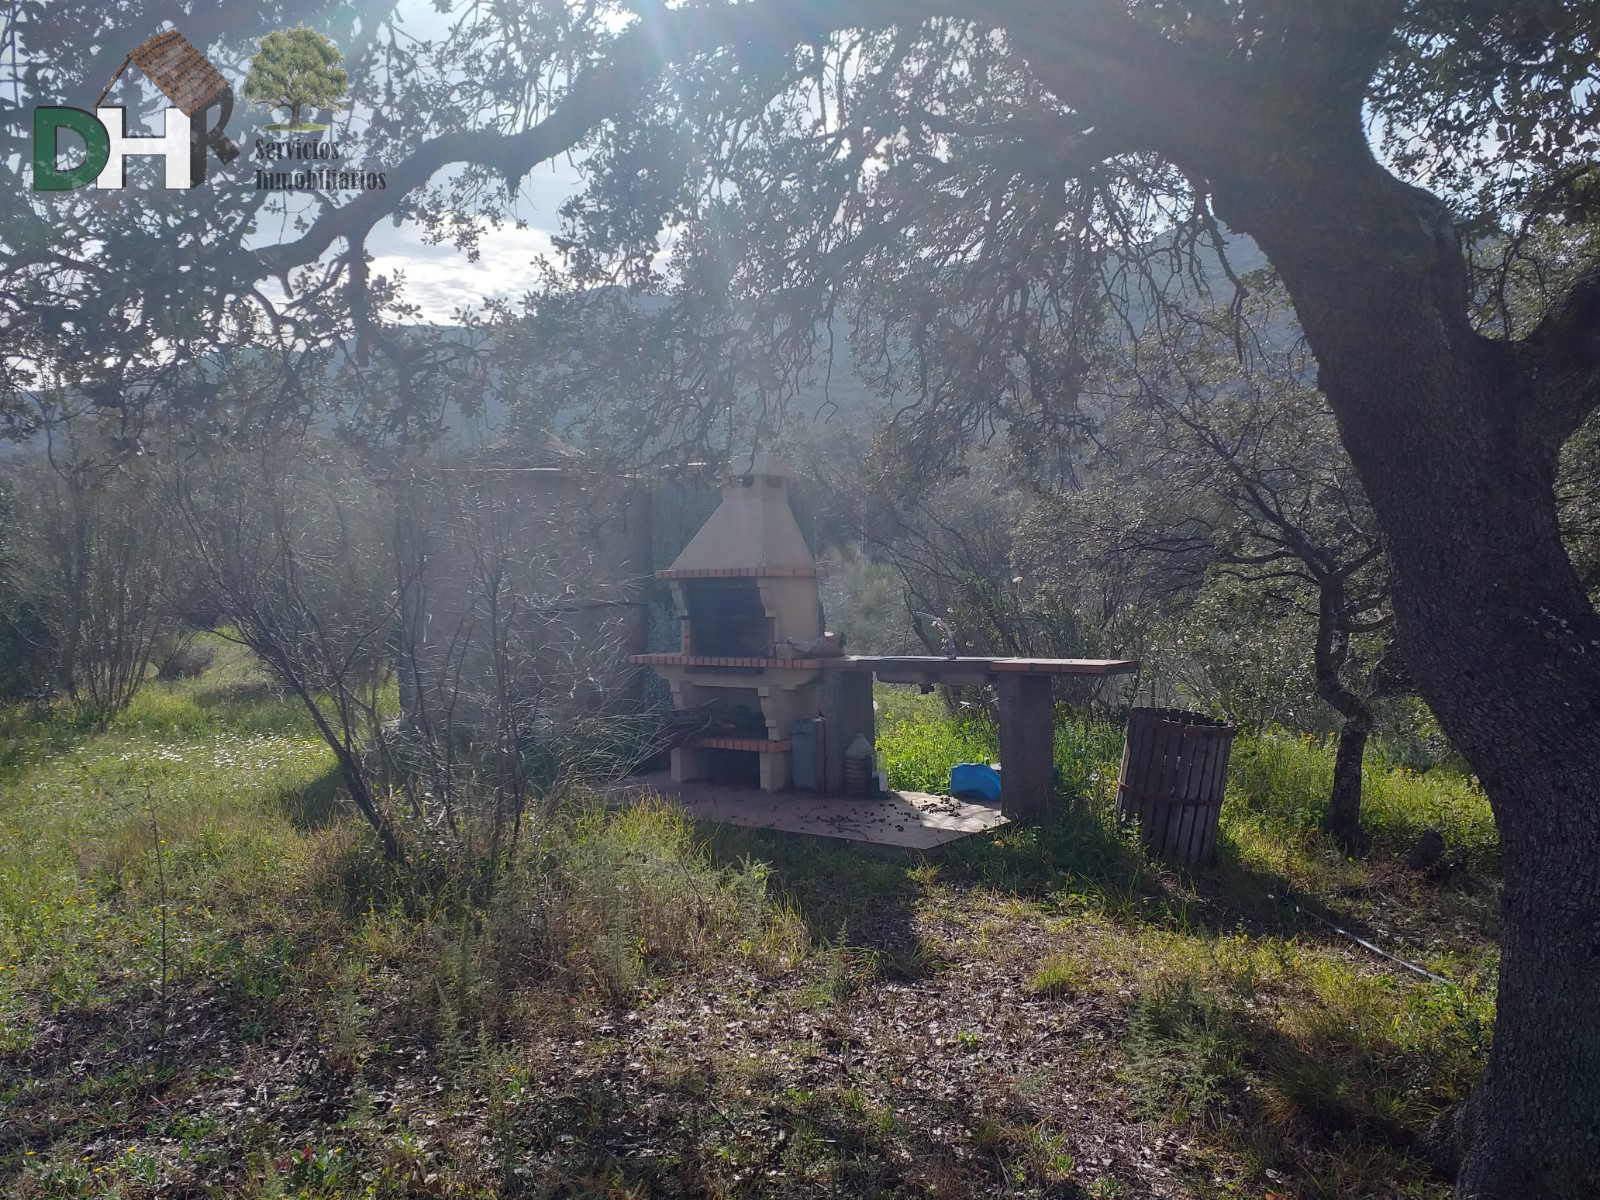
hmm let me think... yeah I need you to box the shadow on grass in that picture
[937,799,1306,938]
[189,681,314,736]
[275,760,344,829]
[702,822,933,973]
[0,702,101,782]
[190,680,282,708]
[529,1058,1101,1199]
[1120,974,1458,1197]
[699,790,1331,962]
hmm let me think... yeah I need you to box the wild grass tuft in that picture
[499,797,807,1002]
[1027,952,1087,998]
[1227,729,1495,869]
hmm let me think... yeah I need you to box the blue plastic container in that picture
[948,762,1002,804]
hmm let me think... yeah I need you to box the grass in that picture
[1226,731,1498,871]
[872,687,1125,798]
[0,667,1499,1198]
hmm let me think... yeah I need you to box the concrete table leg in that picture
[995,673,1055,821]
[758,749,791,793]
[822,669,876,795]
[670,745,704,784]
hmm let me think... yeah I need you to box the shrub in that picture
[1124,976,1249,1125]
[1225,728,1497,871]
[0,487,57,701]
[151,632,217,681]
[6,444,180,714]
[0,598,56,701]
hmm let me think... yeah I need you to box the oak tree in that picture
[267,7,1593,1191]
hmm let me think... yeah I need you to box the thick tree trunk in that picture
[1202,135,1600,1196]
[1290,327,1600,1200]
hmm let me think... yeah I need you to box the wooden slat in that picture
[1115,707,1235,867]
[127,30,229,116]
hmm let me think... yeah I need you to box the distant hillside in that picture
[0,231,1266,460]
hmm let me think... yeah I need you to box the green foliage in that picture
[4,434,181,716]
[1372,694,1465,775]
[873,686,999,794]
[818,551,909,655]
[0,486,54,703]
[1372,2,1600,229]
[808,452,1100,667]
[1144,573,1325,734]
[243,25,349,129]
[1227,730,1497,871]
[1124,976,1249,1123]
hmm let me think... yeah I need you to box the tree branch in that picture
[1519,258,1600,449]
[260,0,970,275]
[259,0,1206,279]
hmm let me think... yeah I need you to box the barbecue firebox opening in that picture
[683,579,771,658]
[699,747,763,788]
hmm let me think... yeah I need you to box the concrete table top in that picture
[819,655,1139,674]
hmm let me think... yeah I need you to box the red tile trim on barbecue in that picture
[655,566,817,579]
[685,737,793,752]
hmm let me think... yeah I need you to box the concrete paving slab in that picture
[608,772,1007,851]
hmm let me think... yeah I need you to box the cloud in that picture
[365,159,584,321]
[367,222,561,322]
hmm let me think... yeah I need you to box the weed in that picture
[1028,953,1087,998]
[1124,977,1250,1125]
[502,798,803,1002]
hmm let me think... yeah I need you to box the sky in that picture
[281,0,592,324]
[347,0,589,321]
[364,159,584,322]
